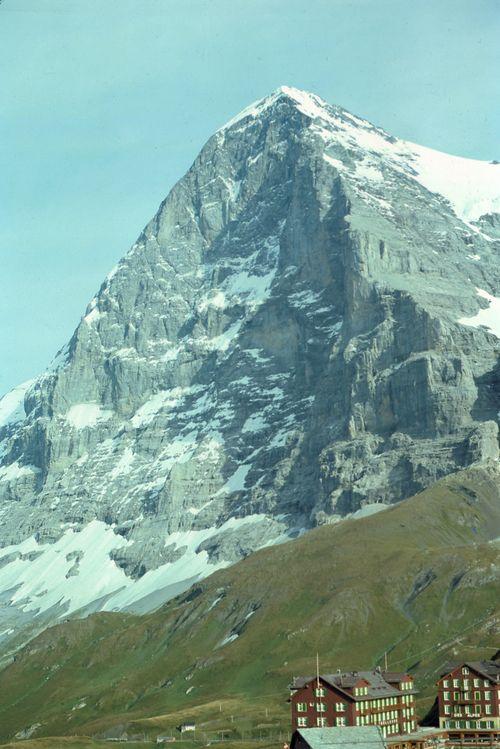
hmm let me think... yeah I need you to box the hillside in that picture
[0,462,498,744]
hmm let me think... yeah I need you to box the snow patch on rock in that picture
[0,380,34,428]
[65,404,113,430]
[458,288,500,339]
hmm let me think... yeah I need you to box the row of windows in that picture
[298,697,416,714]
[356,712,399,726]
[296,702,346,713]
[297,716,417,734]
[298,699,416,714]
[402,708,415,717]
[356,710,398,726]
[400,681,413,691]
[402,720,416,734]
[443,678,491,688]
[357,697,400,709]
[297,717,347,728]
[443,690,492,701]
[444,719,495,730]
[353,686,369,696]
[444,705,494,716]
[381,723,406,737]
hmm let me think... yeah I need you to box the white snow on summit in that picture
[221,86,500,225]
[410,144,500,223]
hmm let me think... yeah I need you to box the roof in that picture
[382,672,410,682]
[292,727,386,749]
[291,670,417,700]
[439,661,500,682]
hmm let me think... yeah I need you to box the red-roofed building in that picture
[437,661,500,730]
[290,669,417,738]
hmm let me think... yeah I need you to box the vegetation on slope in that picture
[0,462,498,744]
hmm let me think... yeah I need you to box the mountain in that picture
[0,86,499,653]
[0,462,498,743]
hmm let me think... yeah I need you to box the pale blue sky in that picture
[1,0,499,395]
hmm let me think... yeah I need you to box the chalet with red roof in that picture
[290,668,417,738]
[437,660,500,730]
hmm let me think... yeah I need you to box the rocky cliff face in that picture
[0,87,499,647]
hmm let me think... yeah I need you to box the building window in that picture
[297,703,307,712]
[474,691,481,700]
[443,691,450,701]
[316,703,326,713]
[336,717,346,727]
[454,692,460,700]
[336,703,346,712]
[462,667,469,675]
[484,680,489,687]
[443,680,450,688]
[315,688,325,697]
[453,679,460,688]
[485,705,492,715]
[444,706,450,715]
[473,679,480,687]
[297,717,308,727]
[485,691,491,701]
[316,717,327,727]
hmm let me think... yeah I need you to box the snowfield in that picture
[0,515,289,617]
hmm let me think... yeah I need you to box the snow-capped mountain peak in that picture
[221,85,500,225]
[0,88,499,652]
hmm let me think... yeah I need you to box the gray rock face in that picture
[0,86,499,647]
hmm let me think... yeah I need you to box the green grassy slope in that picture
[0,462,498,744]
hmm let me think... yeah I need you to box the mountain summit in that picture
[0,87,499,650]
